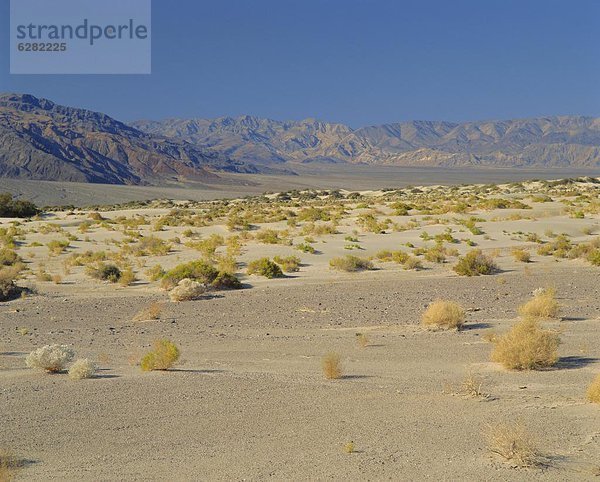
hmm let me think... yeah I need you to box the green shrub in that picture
[0,248,20,266]
[273,255,301,272]
[0,193,39,218]
[161,260,218,289]
[295,243,315,254]
[247,258,284,278]
[140,339,180,371]
[211,272,242,289]
[453,249,498,276]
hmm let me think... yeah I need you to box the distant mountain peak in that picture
[0,93,277,185]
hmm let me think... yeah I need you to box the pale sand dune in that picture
[1,178,600,480]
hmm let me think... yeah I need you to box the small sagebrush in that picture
[169,278,206,302]
[518,290,560,321]
[322,352,343,379]
[140,339,180,371]
[586,374,600,404]
[68,359,97,380]
[487,422,541,467]
[26,344,75,372]
[491,319,559,370]
[422,300,466,330]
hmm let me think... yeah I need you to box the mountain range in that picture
[1,92,599,186]
[133,115,600,168]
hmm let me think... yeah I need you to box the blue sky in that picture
[1,0,599,126]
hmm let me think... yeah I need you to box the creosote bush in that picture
[247,258,284,278]
[491,319,559,370]
[140,339,180,371]
[518,289,560,321]
[453,249,498,276]
[422,300,466,330]
[68,359,97,380]
[86,263,122,283]
[161,260,241,290]
[26,344,75,372]
[322,352,343,379]
[329,255,374,272]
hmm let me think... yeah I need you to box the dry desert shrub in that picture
[68,359,97,380]
[169,278,206,302]
[273,255,301,273]
[511,248,531,263]
[402,255,423,270]
[25,344,75,372]
[343,441,355,454]
[486,422,541,467]
[586,374,600,404]
[518,290,560,321]
[490,319,559,370]
[140,339,180,371]
[86,263,122,283]
[329,255,374,272]
[422,300,466,330]
[133,302,163,321]
[119,267,136,286]
[0,449,24,482]
[322,352,343,379]
[0,274,20,302]
[355,332,369,348]
[145,264,165,281]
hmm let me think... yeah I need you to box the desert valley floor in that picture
[1,177,600,480]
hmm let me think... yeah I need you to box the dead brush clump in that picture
[486,422,542,468]
[490,319,560,370]
[518,289,560,321]
[133,302,163,321]
[322,352,343,379]
[422,300,466,331]
[168,279,206,302]
[586,374,600,404]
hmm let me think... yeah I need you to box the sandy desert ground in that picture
[1,176,600,480]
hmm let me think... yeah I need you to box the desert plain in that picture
[1,176,600,480]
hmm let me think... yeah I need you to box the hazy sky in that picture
[1,0,599,126]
